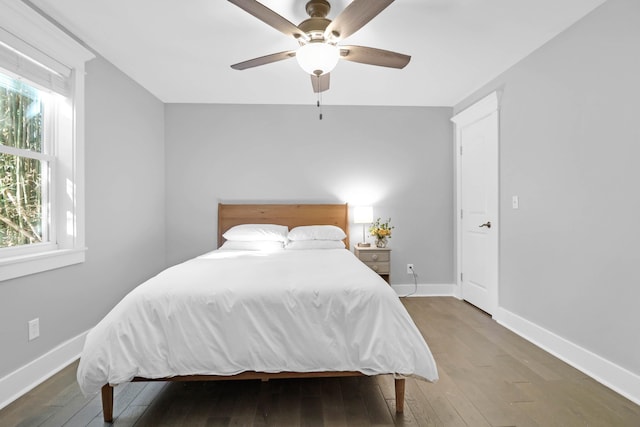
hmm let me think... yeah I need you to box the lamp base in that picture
[357,242,371,247]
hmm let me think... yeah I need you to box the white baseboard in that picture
[495,307,640,406]
[0,330,89,410]
[391,283,457,297]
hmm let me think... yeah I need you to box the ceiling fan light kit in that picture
[228,0,411,94]
[296,42,339,76]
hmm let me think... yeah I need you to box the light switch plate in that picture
[28,318,39,341]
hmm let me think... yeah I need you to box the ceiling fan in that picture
[228,0,411,93]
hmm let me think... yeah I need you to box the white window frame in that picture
[0,0,94,281]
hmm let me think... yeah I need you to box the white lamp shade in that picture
[354,206,373,224]
[296,43,339,76]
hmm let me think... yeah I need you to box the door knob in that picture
[479,221,491,228]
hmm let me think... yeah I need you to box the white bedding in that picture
[77,249,438,396]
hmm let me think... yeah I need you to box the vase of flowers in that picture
[369,217,394,248]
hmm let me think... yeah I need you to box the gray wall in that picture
[164,104,454,284]
[455,0,640,375]
[0,56,166,378]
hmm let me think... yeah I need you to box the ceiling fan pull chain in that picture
[316,75,323,120]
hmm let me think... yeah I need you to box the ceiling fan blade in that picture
[228,0,307,40]
[311,73,330,93]
[339,45,410,69]
[231,50,296,70]
[324,0,394,41]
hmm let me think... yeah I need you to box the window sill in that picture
[0,247,86,282]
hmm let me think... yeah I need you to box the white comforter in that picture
[77,249,438,395]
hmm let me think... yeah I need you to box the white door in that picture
[452,93,499,315]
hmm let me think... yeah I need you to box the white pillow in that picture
[222,224,288,242]
[287,225,346,241]
[285,240,346,250]
[219,240,284,251]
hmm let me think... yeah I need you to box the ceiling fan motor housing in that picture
[299,0,332,41]
[298,18,331,40]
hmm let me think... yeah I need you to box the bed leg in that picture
[394,378,405,413]
[101,384,114,422]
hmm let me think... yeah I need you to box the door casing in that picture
[452,92,500,315]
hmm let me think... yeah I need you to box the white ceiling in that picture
[28,0,606,106]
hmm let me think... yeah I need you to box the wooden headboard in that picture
[218,203,349,248]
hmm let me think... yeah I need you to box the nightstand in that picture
[354,247,391,283]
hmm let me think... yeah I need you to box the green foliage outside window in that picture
[0,74,44,247]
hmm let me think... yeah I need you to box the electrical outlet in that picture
[28,318,40,341]
[407,264,414,274]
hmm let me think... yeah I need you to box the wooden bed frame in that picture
[217,203,350,249]
[100,203,405,422]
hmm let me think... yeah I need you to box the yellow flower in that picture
[369,217,394,239]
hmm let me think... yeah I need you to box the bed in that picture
[77,203,438,422]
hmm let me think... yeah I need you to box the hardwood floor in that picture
[1,297,639,426]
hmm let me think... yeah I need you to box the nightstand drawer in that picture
[354,247,391,284]
[363,261,390,274]
[357,251,390,263]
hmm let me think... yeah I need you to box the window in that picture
[1,73,49,248]
[0,0,94,281]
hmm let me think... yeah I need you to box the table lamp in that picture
[353,206,373,247]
